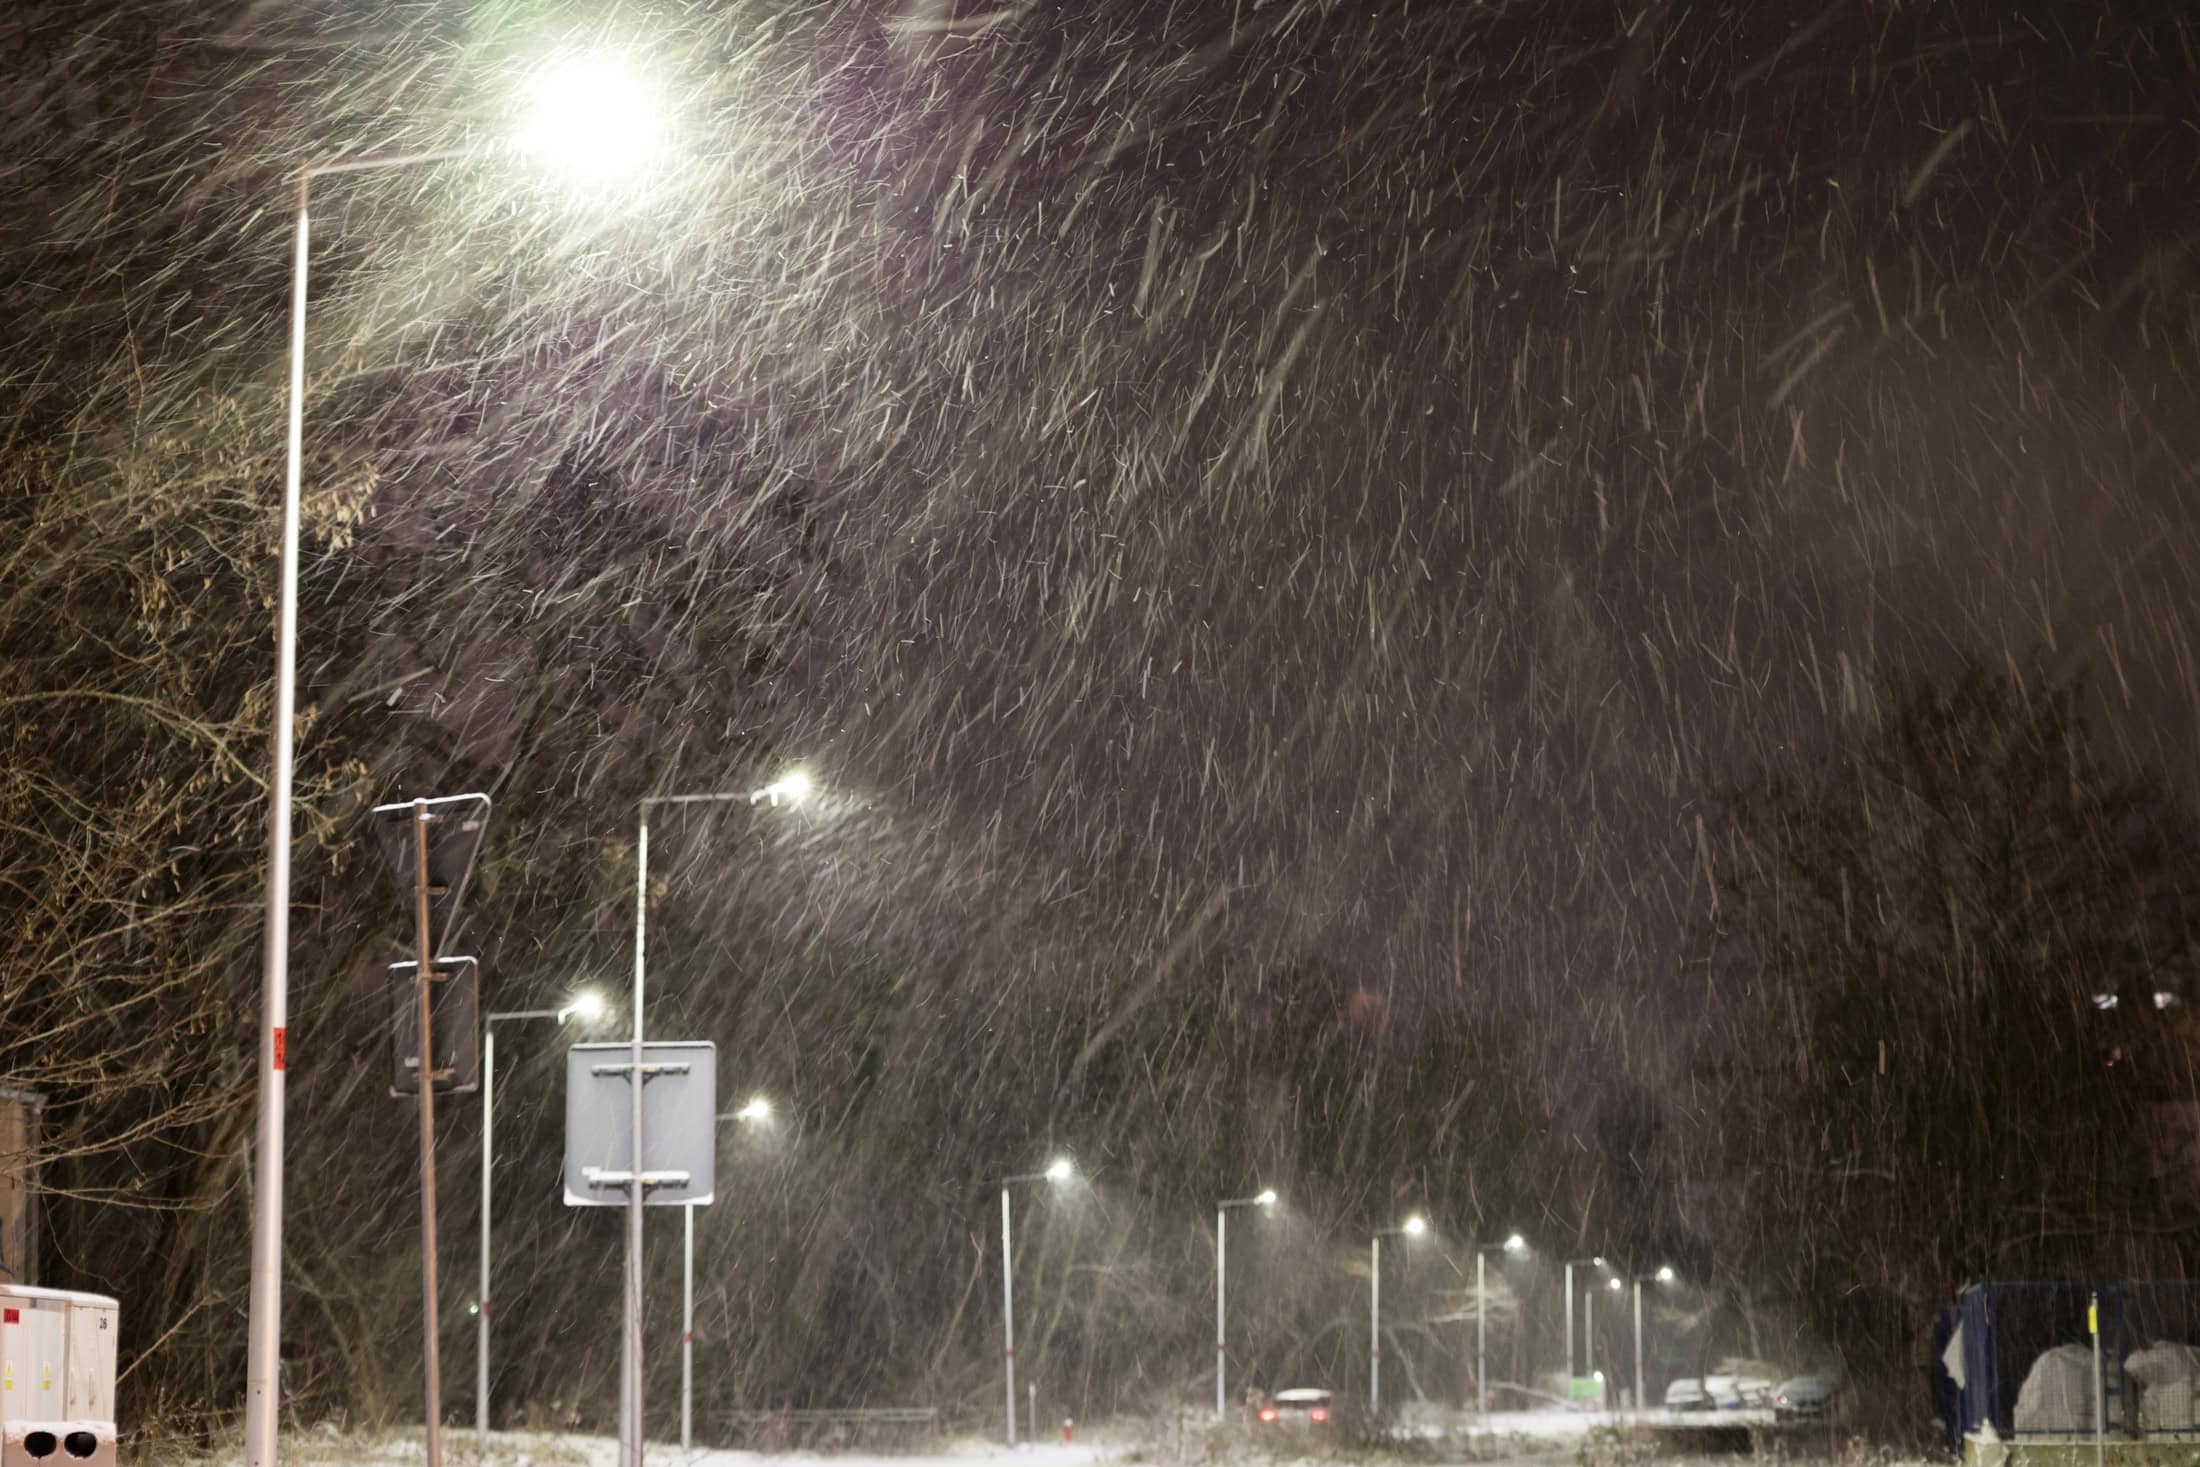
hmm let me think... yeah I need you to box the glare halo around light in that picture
[513,50,670,188]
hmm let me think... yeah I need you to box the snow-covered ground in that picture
[156,1411,1795,1465]
[180,1434,1127,1467]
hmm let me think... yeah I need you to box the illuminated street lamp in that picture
[513,51,671,188]
[1000,1158,1074,1443]
[1561,1255,1610,1395]
[1473,1233,1530,1418]
[1631,1267,1677,1418]
[1370,1214,1428,1413]
[680,1096,780,1448]
[477,991,610,1457]
[634,771,810,1454]
[1215,1188,1279,1418]
[247,51,671,1467]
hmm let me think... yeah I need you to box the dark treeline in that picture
[5,0,2199,1444]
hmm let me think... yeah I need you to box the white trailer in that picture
[0,1285,117,1465]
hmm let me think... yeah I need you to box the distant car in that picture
[1664,1378,1711,1411]
[1258,1388,1333,1425]
[1736,1377,1777,1408]
[1774,1375,1839,1420]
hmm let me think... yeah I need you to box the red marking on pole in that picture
[272,1027,287,1070]
[4,1308,18,1324]
[684,1331,694,1344]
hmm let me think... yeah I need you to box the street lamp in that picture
[513,50,671,189]
[1215,1189,1279,1418]
[1631,1267,1677,1418]
[247,60,674,1467]
[1560,1255,1609,1397]
[1587,1276,1621,1399]
[477,990,610,1456]
[634,772,810,1456]
[680,1097,780,1449]
[1000,1158,1074,1443]
[1472,1233,1530,1419]
[1370,1215,1427,1414]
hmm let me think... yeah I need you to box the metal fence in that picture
[1951,1282,2200,1442]
[715,1407,943,1451]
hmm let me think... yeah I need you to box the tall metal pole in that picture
[681,1204,694,1450]
[1584,1287,1596,1397]
[1632,1281,1644,1419]
[627,812,649,1467]
[245,164,309,1467]
[1001,1187,1017,1445]
[1476,1251,1487,1418]
[1215,1207,1227,1420]
[1563,1263,1574,1392]
[478,1024,496,1459]
[1369,1236,1381,1414]
[2091,1291,2105,1467]
[413,803,447,1467]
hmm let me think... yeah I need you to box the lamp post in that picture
[632,772,809,1459]
[1472,1234,1529,1419]
[478,991,608,1458]
[1631,1267,1675,1417]
[1000,1158,1073,1444]
[1560,1256,1607,1399]
[248,53,669,1467]
[1215,1189,1278,1419]
[1593,1276,1621,1406]
[681,1095,776,1450]
[1369,1215,1427,1415]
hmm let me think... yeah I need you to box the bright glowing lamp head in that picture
[735,1095,773,1122]
[514,50,670,187]
[561,990,607,1023]
[1591,1255,1607,1268]
[1044,1157,1074,1183]
[1608,1277,1623,1292]
[1503,1233,1528,1254]
[770,769,814,806]
[1403,1214,1427,1236]
[1256,1189,1279,1207]
[1656,1265,1677,1283]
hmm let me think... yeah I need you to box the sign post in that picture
[370,793,491,1467]
[566,1037,717,1462]
[409,803,444,1467]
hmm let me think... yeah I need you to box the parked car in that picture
[1774,1375,1840,1420]
[1664,1378,1711,1411]
[1258,1388,1333,1426]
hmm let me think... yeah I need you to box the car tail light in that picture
[1258,1408,1278,1422]
[1310,1408,1329,1422]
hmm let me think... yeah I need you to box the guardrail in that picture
[717,1407,942,1450]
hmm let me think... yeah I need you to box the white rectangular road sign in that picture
[564,1042,716,1207]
